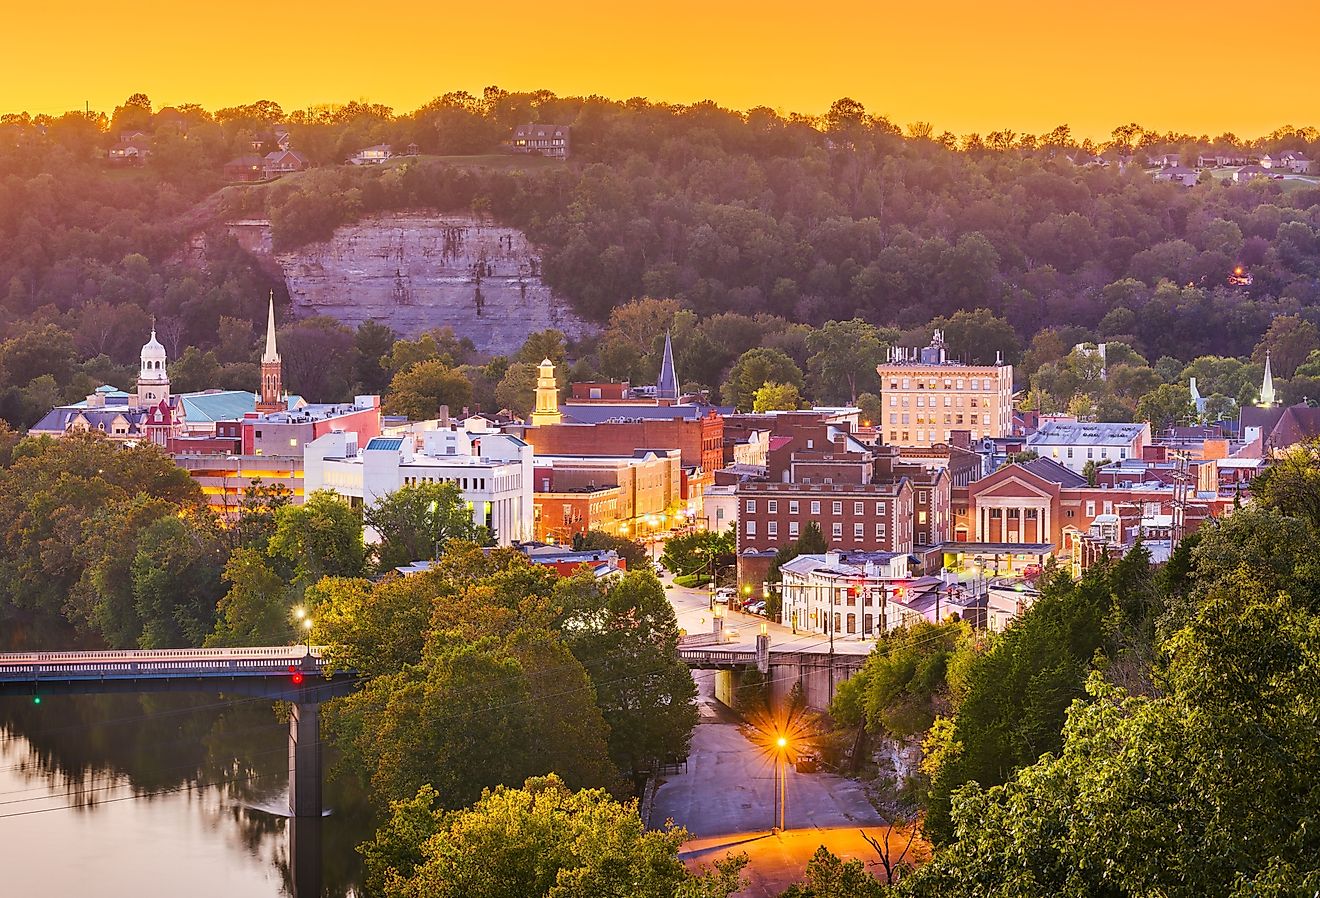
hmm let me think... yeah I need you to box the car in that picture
[794,753,819,773]
[748,601,767,615]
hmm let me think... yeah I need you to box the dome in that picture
[141,329,167,362]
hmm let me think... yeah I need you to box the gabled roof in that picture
[1270,405,1320,449]
[1020,456,1088,487]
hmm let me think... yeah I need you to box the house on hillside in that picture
[349,144,392,165]
[1147,153,1180,168]
[1234,164,1269,182]
[108,132,152,165]
[510,124,572,159]
[262,149,309,179]
[1280,150,1312,173]
[224,155,266,182]
[1154,165,1198,186]
[273,126,292,151]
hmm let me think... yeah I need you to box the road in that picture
[652,670,888,896]
[661,572,873,657]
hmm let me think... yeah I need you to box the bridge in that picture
[678,643,866,709]
[0,646,358,817]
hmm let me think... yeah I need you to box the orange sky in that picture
[4,1,1318,140]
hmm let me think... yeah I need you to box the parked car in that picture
[714,587,735,603]
[794,752,819,773]
[748,601,767,615]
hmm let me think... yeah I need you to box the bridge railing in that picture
[0,646,335,681]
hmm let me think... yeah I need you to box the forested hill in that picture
[1,90,1319,418]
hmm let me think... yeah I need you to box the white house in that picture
[304,427,534,547]
[1025,421,1151,474]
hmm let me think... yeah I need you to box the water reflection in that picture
[0,693,372,897]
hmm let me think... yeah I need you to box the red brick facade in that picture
[736,480,915,554]
[521,413,724,475]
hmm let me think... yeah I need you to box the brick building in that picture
[532,450,684,542]
[520,412,724,483]
[948,457,1232,572]
[877,330,1014,448]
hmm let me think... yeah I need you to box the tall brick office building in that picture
[735,414,950,556]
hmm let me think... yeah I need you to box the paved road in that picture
[652,671,887,894]
[661,573,873,656]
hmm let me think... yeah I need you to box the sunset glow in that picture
[5,0,1319,138]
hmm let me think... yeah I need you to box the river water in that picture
[0,692,372,897]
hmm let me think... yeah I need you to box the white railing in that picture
[0,646,333,680]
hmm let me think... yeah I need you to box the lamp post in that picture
[293,606,313,653]
[773,735,789,832]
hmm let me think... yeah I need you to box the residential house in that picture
[510,124,572,159]
[108,132,152,165]
[1234,164,1269,182]
[224,155,267,182]
[262,149,309,178]
[349,144,392,165]
[1153,165,1198,186]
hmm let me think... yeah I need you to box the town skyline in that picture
[4,0,1320,141]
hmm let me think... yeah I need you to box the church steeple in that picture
[1260,350,1276,407]
[530,358,562,425]
[257,293,285,413]
[656,329,679,404]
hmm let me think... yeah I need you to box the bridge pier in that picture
[288,701,322,818]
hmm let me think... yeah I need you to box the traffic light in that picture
[32,694,41,705]
[288,664,304,686]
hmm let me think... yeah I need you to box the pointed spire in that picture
[1260,350,1276,407]
[262,292,280,364]
[656,329,679,401]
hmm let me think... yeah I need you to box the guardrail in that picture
[0,646,332,682]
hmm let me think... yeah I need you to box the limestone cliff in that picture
[226,214,596,354]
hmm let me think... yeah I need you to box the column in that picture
[288,702,322,818]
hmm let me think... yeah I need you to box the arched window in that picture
[846,614,856,634]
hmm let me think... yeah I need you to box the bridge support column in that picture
[289,701,322,818]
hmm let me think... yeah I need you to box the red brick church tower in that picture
[257,293,286,414]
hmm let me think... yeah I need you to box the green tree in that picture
[130,514,226,648]
[780,846,885,898]
[355,320,398,393]
[364,481,490,573]
[1252,314,1318,378]
[805,319,886,404]
[1134,383,1193,431]
[753,381,802,412]
[205,548,291,647]
[494,362,540,417]
[1247,439,1320,532]
[362,776,745,898]
[556,570,699,782]
[267,490,365,587]
[382,359,473,420]
[856,392,883,428]
[572,529,651,571]
[660,528,735,578]
[723,348,805,412]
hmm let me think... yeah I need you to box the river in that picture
[0,692,373,897]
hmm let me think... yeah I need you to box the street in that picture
[651,669,890,896]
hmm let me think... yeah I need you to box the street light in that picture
[773,734,790,832]
[301,616,313,651]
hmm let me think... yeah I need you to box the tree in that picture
[660,528,735,578]
[856,392,883,428]
[362,776,745,898]
[205,549,291,647]
[556,570,699,783]
[753,381,802,412]
[267,490,365,587]
[130,514,226,648]
[780,847,885,898]
[382,359,473,420]
[572,529,651,571]
[277,316,357,401]
[355,320,397,392]
[364,482,489,572]
[494,362,539,417]
[1253,314,1319,379]
[1134,383,1194,431]
[723,348,805,412]
[806,319,886,404]
[1248,439,1320,532]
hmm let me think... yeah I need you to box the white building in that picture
[304,427,534,547]
[701,483,738,534]
[1025,420,1150,474]
[779,550,1011,638]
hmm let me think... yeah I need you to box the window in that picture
[853,501,864,515]
[877,522,887,536]
[832,501,843,514]
[1085,501,1096,516]
[918,490,928,503]
[811,501,820,515]
[768,521,778,537]
[847,614,857,634]
[789,500,799,514]
[789,521,799,537]
[919,511,928,524]
[1103,501,1113,514]
[854,523,864,540]
[917,533,927,545]
[745,499,756,513]
[832,523,843,539]
[767,499,778,513]
[747,521,757,535]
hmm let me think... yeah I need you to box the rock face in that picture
[229,214,596,354]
